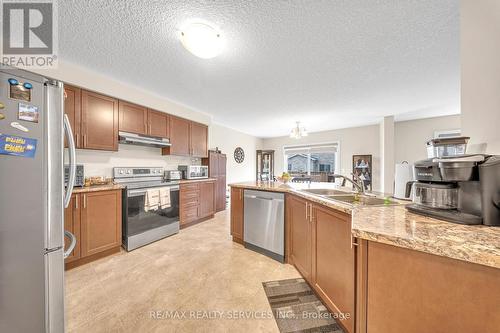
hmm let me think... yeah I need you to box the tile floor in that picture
[65,210,300,332]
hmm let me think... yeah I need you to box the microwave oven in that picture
[178,165,209,179]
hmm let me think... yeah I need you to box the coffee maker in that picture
[406,154,500,226]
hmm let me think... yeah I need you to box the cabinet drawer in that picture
[182,183,200,191]
[181,195,199,207]
[181,204,199,224]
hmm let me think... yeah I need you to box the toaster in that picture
[165,170,182,180]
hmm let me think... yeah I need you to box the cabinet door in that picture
[81,190,122,257]
[64,194,81,263]
[288,195,312,281]
[81,90,118,151]
[63,84,81,148]
[118,101,148,135]
[230,187,244,242]
[199,181,215,218]
[217,175,227,212]
[312,205,355,333]
[190,122,208,157]
[163,116,190,156]
[148,109,169,138]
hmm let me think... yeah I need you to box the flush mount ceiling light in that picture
[290,121,308,139]
[180,22,223,59]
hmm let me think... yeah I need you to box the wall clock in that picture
[234,147,245,163]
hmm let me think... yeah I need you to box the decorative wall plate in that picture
[234,147,245,163]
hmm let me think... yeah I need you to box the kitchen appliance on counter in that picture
[165,170,182,181]
[118,131,171,148]
[393,161,414,200]
[426,136,469,158]
[243,190,285,262]
[65,164,84,187]
[406,154,500,226]
[113,167,179,251]
[178,165,209,179]
[0,67,77,332]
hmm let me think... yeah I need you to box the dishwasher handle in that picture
[244,194,284,202]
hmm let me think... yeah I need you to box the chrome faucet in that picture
[332,174,365,194]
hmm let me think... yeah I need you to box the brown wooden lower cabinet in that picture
[64,189,122,269]
[179,180,216,228]
[361,241,500,333]
[311,205,355,333]
[230,187,244,243]
[287,195,313,282]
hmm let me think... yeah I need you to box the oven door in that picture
[124,186,180,238]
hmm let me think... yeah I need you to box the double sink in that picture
[300,188,398,206]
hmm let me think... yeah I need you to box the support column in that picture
[380,116,395,194]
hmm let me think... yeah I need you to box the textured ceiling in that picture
[58,0,460,138]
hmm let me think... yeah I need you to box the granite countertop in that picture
[352,206,500,269]
[229,181,500,269]
[72,184,124,193]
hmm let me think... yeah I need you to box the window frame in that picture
[283,141,340,176]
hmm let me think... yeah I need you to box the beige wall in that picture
[461,0,500,153]
[209,123,263,184]
[394,115,462,164]
[262,124,382,191]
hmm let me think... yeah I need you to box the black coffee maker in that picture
[406,154,500,226]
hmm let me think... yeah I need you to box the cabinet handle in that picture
[83,194,87,208]
[75,196,78,209]
[75,134,79,148]
[305,202,309,220]
[309,204,313,222]
[351,235,358,249]
[83,134,87,147]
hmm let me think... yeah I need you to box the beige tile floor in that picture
[65,210,300,332]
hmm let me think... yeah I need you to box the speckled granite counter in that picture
[72,184,124,193]
[352,206,500,269]
[229,181,500,269]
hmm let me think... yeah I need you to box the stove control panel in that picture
[113,167,164,179]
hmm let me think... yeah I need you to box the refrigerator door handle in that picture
[63,114,76,208]
[63,230,76,259]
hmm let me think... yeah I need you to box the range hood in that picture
[118,131,171,148]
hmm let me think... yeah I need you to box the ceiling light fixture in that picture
[290,121,308,139]
[180,22,223,59]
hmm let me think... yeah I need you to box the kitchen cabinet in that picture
[80,190,122,257]
[287,195,312,282]
[63,84,81,148]
[162,117,208,157]
[311,205,355,333]
[230,187,244,243]
[179,180,216,227]
[361,241,500,333]
[202,151,227,212]
[148,109,169,138]
[64,194,81,263]
[163,116,190,156]
[118,100,148,135]
[190,122,208,157]
[64,189,122,270]
[81,90,119,151]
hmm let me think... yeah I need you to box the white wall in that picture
[380,116,395,193]
[209,123,263,184]
[394,115,462,164]
[262,125,382,191]
[461,0,500,154]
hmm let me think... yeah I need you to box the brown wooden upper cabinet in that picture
[190,122,208,157]
[162,117,207,157]
[63,84,81,148]
[148,109,169,138]
[81,90,119,151]
[118,101,148,135]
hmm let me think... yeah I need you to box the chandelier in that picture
[290,121,308,139]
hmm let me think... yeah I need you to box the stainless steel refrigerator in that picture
[0,66,77,332]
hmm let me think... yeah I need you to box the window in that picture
[284,143,339,182]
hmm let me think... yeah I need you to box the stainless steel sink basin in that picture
[302,188,353,196]
[324,194,397,206]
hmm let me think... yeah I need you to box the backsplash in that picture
[68,144,201,178]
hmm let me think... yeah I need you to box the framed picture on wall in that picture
[352,154,372,191]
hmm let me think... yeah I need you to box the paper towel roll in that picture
[394,162,414,200]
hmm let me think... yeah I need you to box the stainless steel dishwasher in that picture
[243,189,285,262]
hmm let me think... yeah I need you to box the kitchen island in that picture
[229,181,500,333]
